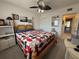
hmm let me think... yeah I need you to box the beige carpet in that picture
[0,45,26,59]
[0,39,65,59]
[43,39,66,59]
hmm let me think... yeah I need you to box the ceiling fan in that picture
[29,0,52,12]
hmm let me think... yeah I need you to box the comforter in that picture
[16,30,54,59]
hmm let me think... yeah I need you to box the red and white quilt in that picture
[16,30,53,59]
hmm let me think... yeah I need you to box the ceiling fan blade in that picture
[38,5,52,10]
[30,6,38,8]
[43,5,52,10]
[37,0,45,7]
[37,0,51,10]
[29,0,51,11]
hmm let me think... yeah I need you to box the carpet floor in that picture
[0,39,66,59]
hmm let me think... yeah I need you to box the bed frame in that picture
[32,38,57,59]
[15,25,57,59]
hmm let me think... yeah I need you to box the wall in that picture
[0,1,40,29]
[33,14,41,29]
[0,1,79,33]
[39,3,79,35]
[0,1,34,19]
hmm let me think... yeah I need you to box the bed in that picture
[15,25,57,59]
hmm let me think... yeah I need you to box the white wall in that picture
[39,3,79,35]
[0,1,79,33]
[0,1,34,19]
[33,14,41,29]
[0,1,40,29]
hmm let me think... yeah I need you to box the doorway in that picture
[61,13,77,39]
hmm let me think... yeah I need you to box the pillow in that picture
[26,25,33,30]
[15,25,26,30]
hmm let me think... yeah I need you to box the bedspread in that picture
[16,30,54,59]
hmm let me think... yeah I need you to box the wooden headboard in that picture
[15,25,33,31]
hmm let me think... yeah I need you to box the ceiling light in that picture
[38,9,41,13]
[41,9,44,13]
[38,9,44,13]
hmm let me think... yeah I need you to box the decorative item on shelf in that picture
[0,19,5,26]
[6,17,13,25]
[12,14,19,20]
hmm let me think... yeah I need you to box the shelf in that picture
[0,33,14,38]
[0,26,12,28]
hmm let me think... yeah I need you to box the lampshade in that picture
[6,17,12,20]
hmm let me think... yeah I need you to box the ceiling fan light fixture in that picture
[38,9,44,13]
[38,9,41,12]
[41,9,44,13]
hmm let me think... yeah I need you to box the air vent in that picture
[67,8,73,11]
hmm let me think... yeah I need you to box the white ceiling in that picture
[1,0,79,12]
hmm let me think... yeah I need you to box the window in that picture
[52,16,59,27]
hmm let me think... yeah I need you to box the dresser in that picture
[0,26,15,51]
[64,39,79,59]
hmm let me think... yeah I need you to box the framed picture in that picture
[12,14,19,20]
[27,17,33,23]
[20,17,28,22]
[0,19,5,26]
[28,20,32,23]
